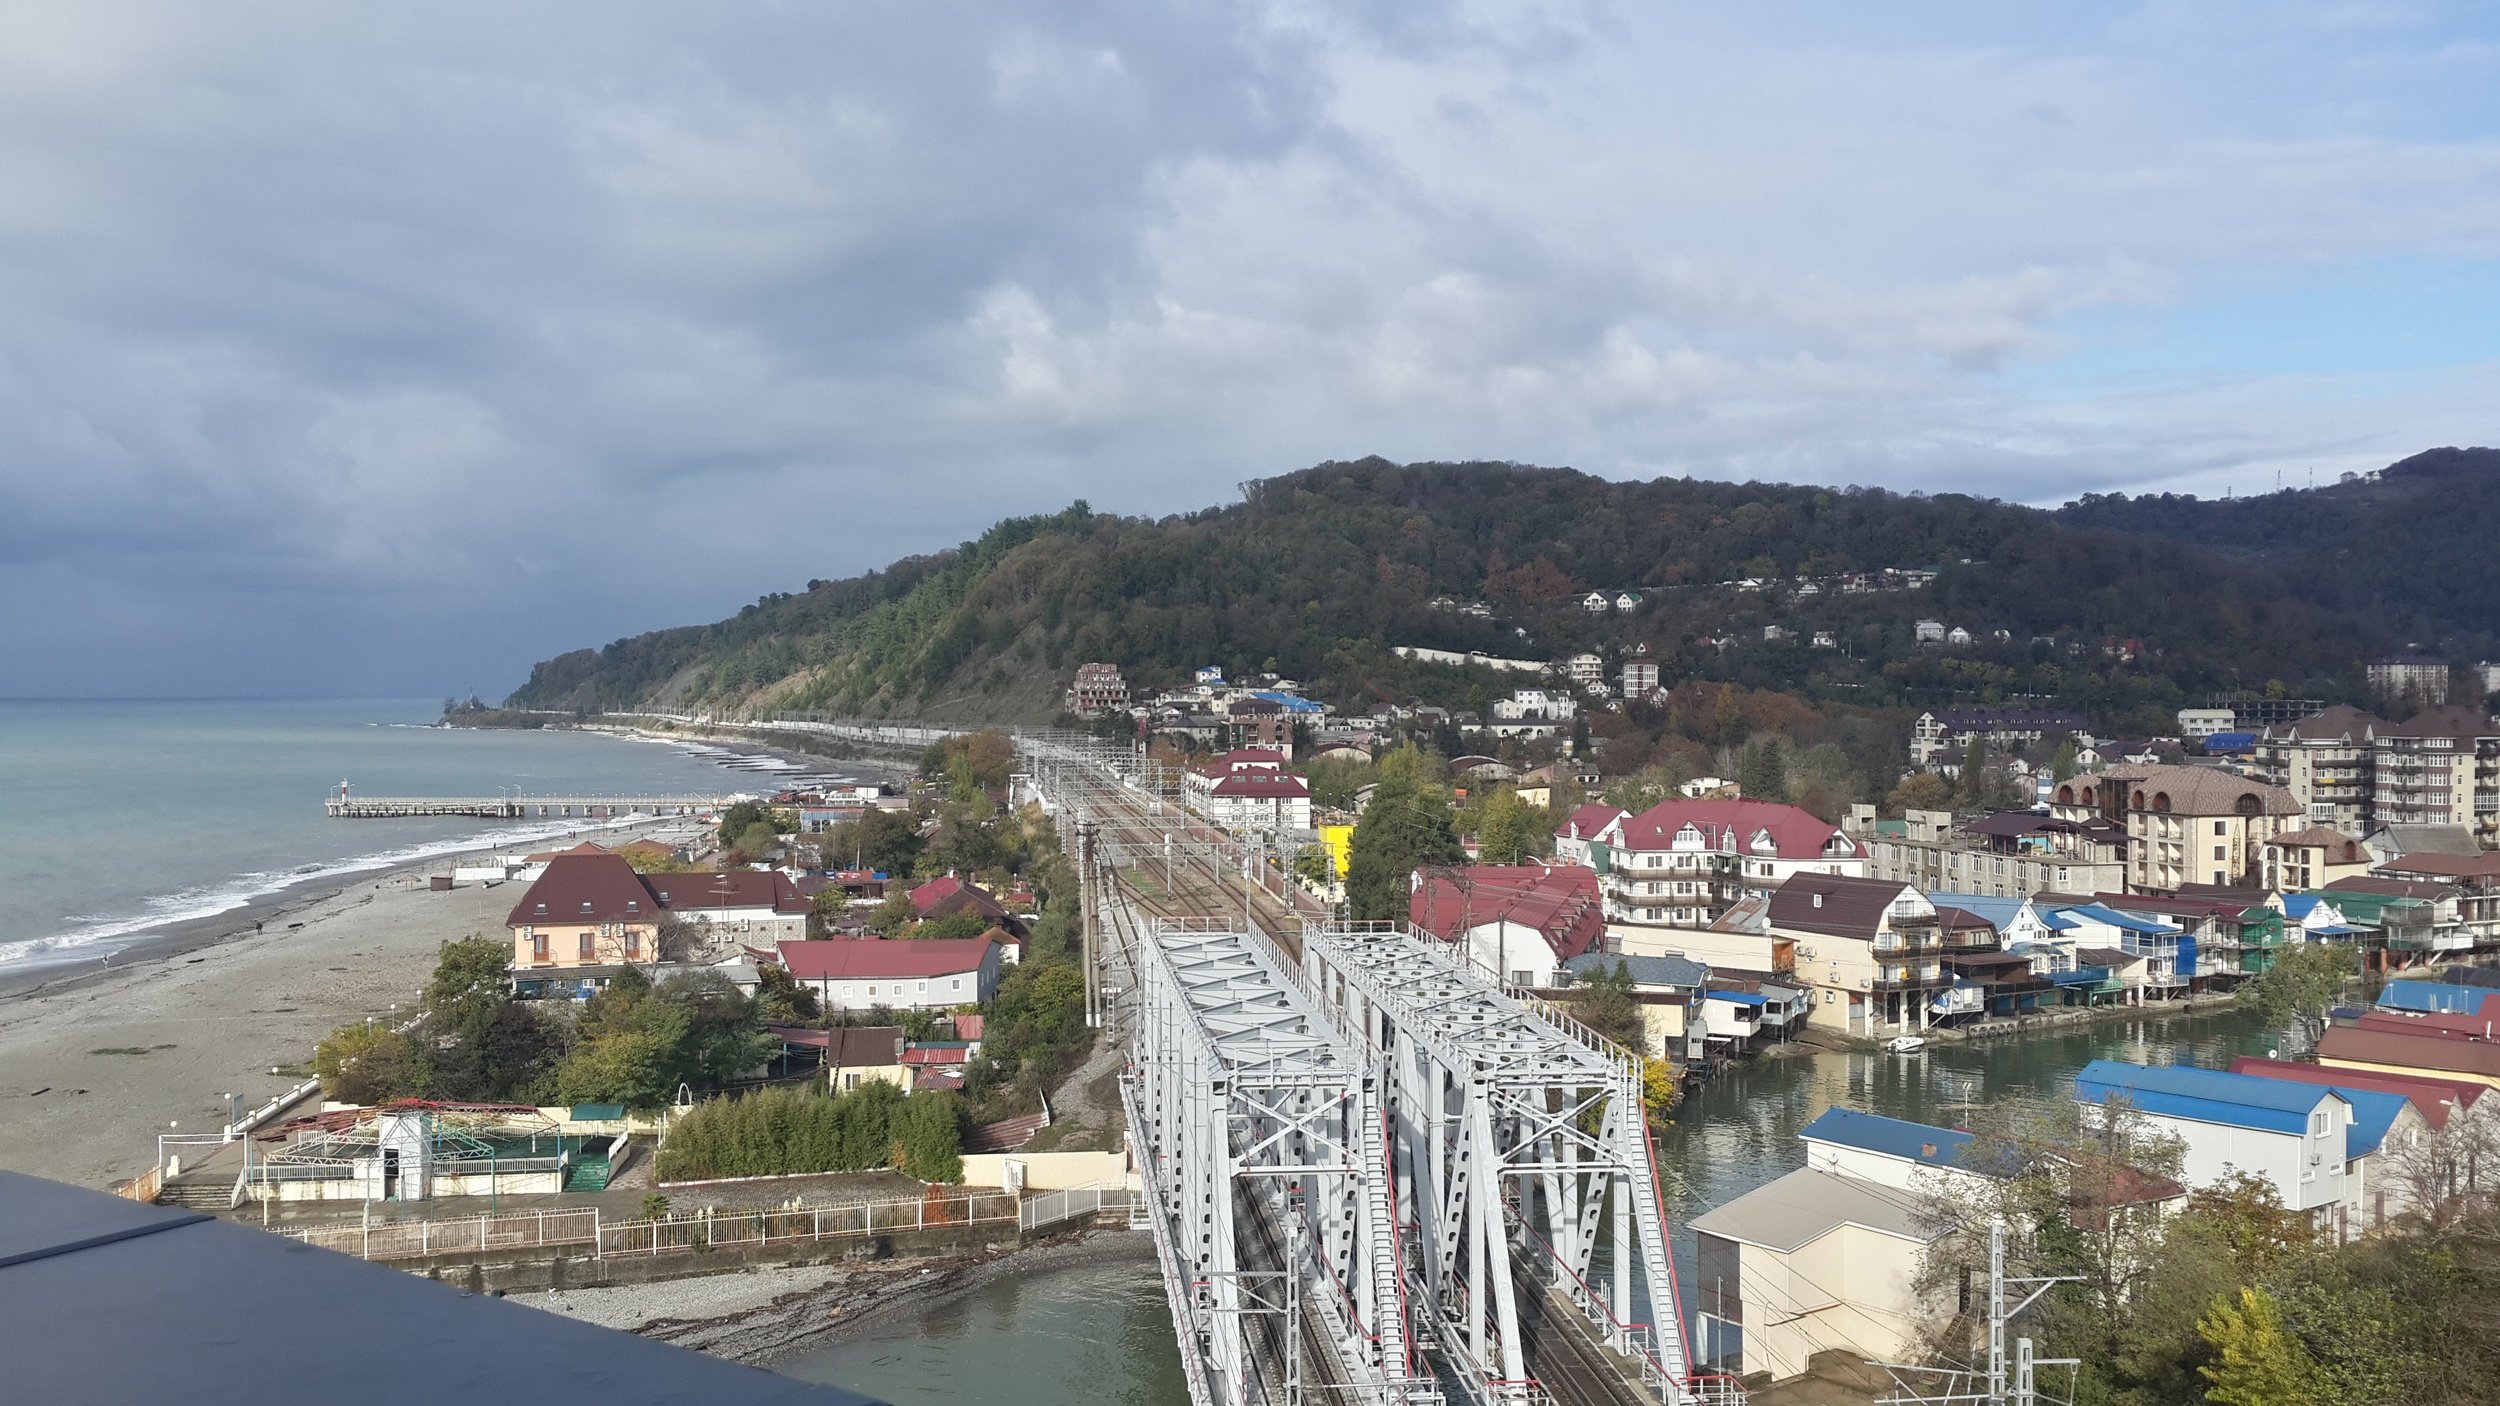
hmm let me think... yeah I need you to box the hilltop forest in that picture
[507,449,2500,736]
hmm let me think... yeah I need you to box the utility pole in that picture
[1077,820,1100,1029]
[1875,1215,2080,1406]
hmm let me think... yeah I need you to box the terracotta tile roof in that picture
[2072,764,2299,817]
[776,938,996,981]
[2375,705,2498,741]
[1409,865,1605,963]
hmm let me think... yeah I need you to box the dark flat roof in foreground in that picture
[0,1170,882,1406]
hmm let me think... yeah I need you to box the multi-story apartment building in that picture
[2050,765,2301,892]
[2368,654,2451,709]
[1845,806,2126,898]
[1066,662,1129,716]
[1562,653,1606,688]
[2260,827,2372,892]
[2369,705,2500,838]
[1764,874,1951,1033]
[1622,659,1660,698]
[2252,705,2379,834]
[1555,799,1865,929]
[1908,707,2088,766]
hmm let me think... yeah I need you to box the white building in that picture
[2074,1061,2350,1214]
[777,938,1003,1013]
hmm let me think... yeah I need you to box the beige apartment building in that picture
[1844,806,2126,898]
[2252,705,2377,835]
[2050,765,2301,892]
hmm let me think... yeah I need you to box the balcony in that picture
[1872,930,1942,956]
[1872,963,1948,991]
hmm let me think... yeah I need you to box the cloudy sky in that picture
[2,2,2493,698]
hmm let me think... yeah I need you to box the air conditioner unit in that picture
[1797,944,1817,960]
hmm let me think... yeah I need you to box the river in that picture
[775,1006,2289,1403]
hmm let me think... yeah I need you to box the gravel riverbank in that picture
[516,1230,1156,1365]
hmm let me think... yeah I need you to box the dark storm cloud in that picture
[0,2,2492,695]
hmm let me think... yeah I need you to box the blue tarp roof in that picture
[1707,990,1767,1006]
[1798,1108,1975,1168]
[1249,690,1325,713]
[2380,979,2493,1014]
[2075,1060,2342,1135]
[2283,894,2324,919]
[2204,731,2258,750]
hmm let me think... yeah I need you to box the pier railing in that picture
[325,792,743,819]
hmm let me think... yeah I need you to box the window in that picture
[2214,821,2227,836]
[625,933,640,958]
[2312,1110,2330,1136]
[577,932,593,957]
[951,978,963,991]
[2214,846,2227,861]
[580,900,593,915]
[531,933,548,960]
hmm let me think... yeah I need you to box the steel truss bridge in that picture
[1017,732,1733,1406]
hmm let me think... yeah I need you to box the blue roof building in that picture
[2073,1060,2352,1212]
[2379,978,2493,1015]
[1797,1108,1988,1190]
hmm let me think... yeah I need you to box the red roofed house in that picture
[1409,864,1605,987]
[508,854,666,972]
[777,938,1002,1013]
[1552,798,1865,930]
[641,870,811,942]
[1183,749,1311,834]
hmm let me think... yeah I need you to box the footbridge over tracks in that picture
[1016,734,1735,1406]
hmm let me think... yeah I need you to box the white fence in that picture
[1018,1184,1139,1234]
[278,1191,1021,1263]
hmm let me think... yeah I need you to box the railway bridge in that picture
[1018,733,1734,1406]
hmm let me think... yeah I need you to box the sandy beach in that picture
[0,823,690,1188]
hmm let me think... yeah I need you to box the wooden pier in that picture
[325,785,741,819]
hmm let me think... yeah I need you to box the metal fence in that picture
[598,1192,1018,1257]
[1018,1184,1139,1233]
[279,1191,1021,1263]
[283,1207,602,1261]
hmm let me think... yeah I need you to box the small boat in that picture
[1881,1035,1928,1055]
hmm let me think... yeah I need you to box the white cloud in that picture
[0,0,2491,694]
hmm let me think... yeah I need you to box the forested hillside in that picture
[508,452,2498,729]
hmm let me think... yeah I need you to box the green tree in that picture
[1563,960,1646,1053]
[821,808,924,875]
[1737,736,1790,802]
[1345,765,1463,922]
[313,1021,417,1104]
[2198,1287,2322,1406]
[2052,738,2079,781]
[892,1089,966,1183]
[1475,789,1540,866]
[2238,941,2355,1052]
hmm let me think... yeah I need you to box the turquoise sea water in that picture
[0,699,840,969]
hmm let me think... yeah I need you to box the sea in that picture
[0,698,855,971]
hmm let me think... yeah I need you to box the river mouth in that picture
[773,1251,1186,1406]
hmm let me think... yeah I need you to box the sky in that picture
[1,2,2494,699]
